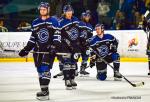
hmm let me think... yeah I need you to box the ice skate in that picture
[80,70,89,77]
[114,71,122,81]
[70,79,77,89]
[80,66,89,77]
[36,91,49,101]
[65,80,72,90]
[53,71,63,78]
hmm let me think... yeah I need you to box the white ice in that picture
[0,62,150,102]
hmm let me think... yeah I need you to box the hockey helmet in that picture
[63,5,74,13]
[95,23,105,31]
[38,2,50,10]
[81,10,91,19]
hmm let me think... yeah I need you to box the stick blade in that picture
[132,82,144,87]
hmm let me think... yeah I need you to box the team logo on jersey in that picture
[81,30,87,39]
[37,28,49,43]
[97,45,109,57]
[66,27,78,40]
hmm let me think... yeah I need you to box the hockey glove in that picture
[110,44,117,53]
[49,45,56,55]
[146,49,150,55]
[146,43,150,55]
[19,49,28,57]
[86,49,91,56]
[90,61,95,68]
[89,55,96,68]
[73,53,80,60]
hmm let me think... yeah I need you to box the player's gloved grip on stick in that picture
[90,61,95,68]
[146,43,150,55]
[47,45,58,55]
[89,54,96,68]
[110,44,117,53]
[146,49,150,55]
[49,45,56,55]
[19,49,28,57]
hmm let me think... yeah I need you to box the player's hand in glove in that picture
[110,44,117,53]
[19,49,28,57]
[49,45,56,55]
[146,43,150,55]
[89,55,96,68]
[90,61,95,68]
[146,49,150,55]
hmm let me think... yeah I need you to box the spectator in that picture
[146,3,150,11]
[145,0,150,9]
[133,11,143,29]
[97,0,111,28]
[87,0,99,27]
[17,21,31,32]
[97,0,110,17]
[119,0,125,10]
[120,0,134,29]
[112,10,125,30]
[135,0,147,14]
[0,20,8,32]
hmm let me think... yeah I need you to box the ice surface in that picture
[0,62,150,102]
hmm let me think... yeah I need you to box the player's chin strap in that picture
[89,47,144,87]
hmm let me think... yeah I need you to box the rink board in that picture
[0,30,148,62]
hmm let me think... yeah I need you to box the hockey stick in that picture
[53,65,90,78]
[53,72,63,78]
[89,47,144,87]
[2,49,72,56]
[53,63,91,78]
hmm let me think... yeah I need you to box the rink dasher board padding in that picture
[0,30,148,62]
[0,57,148,62]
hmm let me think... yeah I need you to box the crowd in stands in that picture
[0,0,150,32]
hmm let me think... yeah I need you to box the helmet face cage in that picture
[63,5,74,14]
[85,10,91,17]
[38,2,50,10]
[81,12,86,19]
[81,11,91,21]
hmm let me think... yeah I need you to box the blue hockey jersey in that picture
[59,16,81,53]
[24,16,61,52]
[89,34,118,58]
[79,21,93,40]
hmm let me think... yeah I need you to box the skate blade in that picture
[36,96,49,101]
[66,87,72,90]
[114,77,122,81]
[80,74,89,77]
[72,86,77,89]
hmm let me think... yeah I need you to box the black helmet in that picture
[95,24,104,30]
[38,2,50,10]
[63,5,74,13]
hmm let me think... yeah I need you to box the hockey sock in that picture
[63,70,70,80]
[113,62,120,72]
[70,69,75,80]
[39,77,50,92]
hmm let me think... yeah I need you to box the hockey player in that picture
[18,2,61,100]
[79,11,93,76]
[89,24,122,81]
[59,5,81,90]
